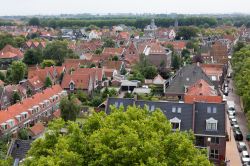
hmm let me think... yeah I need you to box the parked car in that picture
[238,142,247,152]
[235,131,244,141]
[224,87,229,96]
[243,162,250,166]
[227,72,232,78]
[228,111,235,117]
[242,151,250,158]
[230,118,238,126]
[233,124,241,133]
[224,83,228,88]
[229,115,235,120]
[242,158,250,165]
[228,111,236,116]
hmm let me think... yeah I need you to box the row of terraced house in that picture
[0,85,67,137]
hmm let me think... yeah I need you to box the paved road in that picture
[226,116,241,166]
[225,64,250,165]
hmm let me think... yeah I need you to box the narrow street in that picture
[225,64,250,165]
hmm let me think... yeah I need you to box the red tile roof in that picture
[29,123,45,136]
[0,45,23,59]
[61,73,91,90]
[163,41,186,50]
[184,79,222,104]
[102,48,124,56]
[53,109,61,118]
[27,76,44,90]
[103,61,122,70]
[0,84,63,124]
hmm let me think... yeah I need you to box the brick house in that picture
[210,41,228,65]
[105,98,226,165]
[0,85,67,137]
[184,79,222,104]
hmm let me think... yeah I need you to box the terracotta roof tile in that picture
[29,123,45,136]
[0,84,63,124]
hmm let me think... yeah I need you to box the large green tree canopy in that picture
[23,106,211,166]
[43,40,77,65]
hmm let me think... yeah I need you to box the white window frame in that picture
[170,117,181,131]
[206,118,218,131]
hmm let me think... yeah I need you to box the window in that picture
[170,117,181,131]
[150,105,155,111]
[212,107,217,113]
[115,102,119,107]
[172,107,176,113]
[207,107,211,113]
[1,123,7,130]
[69,82,75,91]
[177,107,182,113]
[206,118,218,131]
[210,149,219,159]
[211,137,220,144]
[211,76,217,81]
[171,122,180,130]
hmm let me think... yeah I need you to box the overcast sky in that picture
[0,0,250,16]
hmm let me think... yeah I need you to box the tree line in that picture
[29,17,218,29]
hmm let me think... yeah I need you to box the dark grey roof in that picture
[105,98,226,137]
[165,64,215,95]
[135,100,194,131]
[105,98,135,114]
[194,102,225,136]
[10,139,33,161]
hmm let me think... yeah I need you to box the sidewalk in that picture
[226,117,241,166]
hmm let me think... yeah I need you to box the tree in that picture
[44,40,76,65]
[233,41,245,52]
[0,33,16,50]
[0,72,5,81]
[181,49,190,58]
[60,96,81,121]
[124,92,134,98]
[76,90,88,103]
[7,61,27,84]
[172,54,181,70]
[176,26,198,40]
[28,17,40,26]
[14,36,26,48]
[45,77,52,88]
[12,91,21,104]
[23,49,43,65]
[18,128,29,140]
[120,64,127,75]
[192,55,204,64]
[112,55,119,61]
[90,96,103,107]
[41,59,56,68]
[24,107,211,166]
[103,38,115,48]
[94,48,102,55]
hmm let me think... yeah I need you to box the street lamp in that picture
[207,137,211,159]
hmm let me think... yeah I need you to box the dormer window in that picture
[21,112,28,119]
[206,118,218,131]
[69,82,75,91]
[6,119,14,128]
[1,123,7,130]
[15,115,21,122]
[170,117,181,131]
